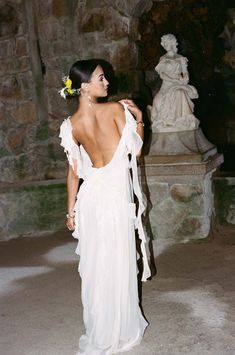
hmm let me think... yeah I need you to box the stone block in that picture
[151,198,187,241]
[15,37,28,57]
[10,101,37,124]
[105,9,130,40]
[143,180,169,204]
[52,0,70,17]
[177,217,203,236]
[82,12,105,33]
[34,1,52,20]
[44,70,62,89]
[37,20,64,57]
[0,57,30,75]
[0,40,13,58]
[7,128,25,153]
[76,33,110,62]
[170,184,202,202]
[18,71,34,100]
[0,75,21,99]
[0,2,22,37]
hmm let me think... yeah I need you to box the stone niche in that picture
[138,0,235,170]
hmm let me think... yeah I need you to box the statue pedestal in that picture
[139,129,224,245]
[145,129,217,162]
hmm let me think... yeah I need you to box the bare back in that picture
[70,102,126,168]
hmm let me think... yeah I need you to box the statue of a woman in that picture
[150,34,199,132]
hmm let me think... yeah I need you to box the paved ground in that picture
[0,232,235,355]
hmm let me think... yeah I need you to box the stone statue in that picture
[149,34,200,132]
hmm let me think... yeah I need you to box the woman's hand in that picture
[119,98,144,143]
[66,216,75,231]
[119,99,142,120]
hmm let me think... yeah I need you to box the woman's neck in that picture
[77,94,98,112]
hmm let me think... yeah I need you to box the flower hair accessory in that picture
[59,76,81,99]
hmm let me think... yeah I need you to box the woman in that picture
[59,59,150,354]
[150,33,199,132]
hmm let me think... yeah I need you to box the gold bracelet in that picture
[136,121,145,126]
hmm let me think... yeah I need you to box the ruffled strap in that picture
[59,118,84,179]
[124,105,151,281]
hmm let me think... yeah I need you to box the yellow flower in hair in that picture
[65,77,72,89]
[67,87,73,94]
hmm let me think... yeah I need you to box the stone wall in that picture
[0,179,67,240]
[1,0,234,242]
[0,0,152,184]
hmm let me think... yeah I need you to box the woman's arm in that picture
[118,99,144,158]
[66,164,79,231]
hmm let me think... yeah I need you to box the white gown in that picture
[59,104,151,355]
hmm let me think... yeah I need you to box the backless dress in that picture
[59,104,150,354]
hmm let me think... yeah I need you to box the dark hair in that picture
[69,59,101,92]
[62,59,116,99]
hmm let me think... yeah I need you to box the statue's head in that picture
[161,34,178,53]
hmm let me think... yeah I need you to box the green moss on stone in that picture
[14,154,28,178]
[0,147,10,158]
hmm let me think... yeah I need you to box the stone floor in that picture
[0,232,235,355]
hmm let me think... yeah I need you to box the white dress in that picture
[59,104,151,355]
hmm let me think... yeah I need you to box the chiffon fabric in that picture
[59,104,150,354]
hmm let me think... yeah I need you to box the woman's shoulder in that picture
[98,101,124,112]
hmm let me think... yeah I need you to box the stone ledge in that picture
[0,178,66,193]
[140,153,224,176]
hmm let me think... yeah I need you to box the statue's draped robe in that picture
[151,55,199,132]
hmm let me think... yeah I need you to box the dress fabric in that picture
[59,105,150,355]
